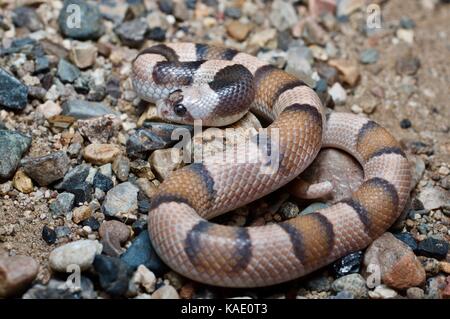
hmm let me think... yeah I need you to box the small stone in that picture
[328,59,360,87]
[50,192,75,217]
[56,59,80,84]
[226,21,251,41]
[132,219,148,235]
[12,170,33,193]
[396,29,414,44]
[69,42,98,69]
[93,172,113,192]
[331,274,368,298]
[393,232,418,252]
[149,148,183,180]
[224,7,241,19]
[22,279,77,299]
[72,205,92,224]
[309,0,337,17]
[93,255,130,296]
[359,48,379,64]
[49,240,102,272]
[115,18,148,48]
[426,275,447,299]
[55,226,71,238]
[12,6,44,31]
[121,230,168,276]
[420,257,440,275]
[36,101,62,119]
[67,182,93,205]
[417,238,449,260]
[130,160,155,180]
[406,287,425,299]
[440,262,450,274]
[305,275,333,292]
[99,220,130,257]
[77,114,121,144]
[400,118,412,129]
[279,201,300,219]
[0,67,28,111]
[369,285,398,299]
[417,185,449,211]
[363,232,426,290]
[83,144,121,165]
[400,17,416,29]
[61,100,116,119]
[21,151,71,186]
[336,0,364,17]
[396,56,421,76]
[131,265,156,294]
[333,251,364,277]
[42,225,57,245]
[102,182,139,217]
[328,82,347,105]
[0,130,32,181]
[151,284,180,299]
[0,255,39,298]
[81,217,100,231]
[135,178,158,199]
[269,0,298,31]
[147,27,166,42]
[58,0,104,40]
[112,155,130,182]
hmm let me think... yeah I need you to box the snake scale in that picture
[131,43,412,288]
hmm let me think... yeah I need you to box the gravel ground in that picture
[0,0,449,299]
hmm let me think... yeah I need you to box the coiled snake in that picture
[131,43,411,288]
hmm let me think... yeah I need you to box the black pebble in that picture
[93,255,131,297]
[393,232,418,252]
[137,191,151,214]
[400,118,412,129]
[42,225,57,244]
[132,219,148,235]
[417,237,449,260]
[332,251,363,277]
[147,27,166,42]
[82,217,100,231]
[93,172,114,192]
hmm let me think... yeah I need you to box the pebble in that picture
[56,59,80,84]
[112,155,130,182]
[400,118,412,129]
[224,7,242,19]
[130,160,155,180]
[93,172,113,192]
[121,230,168,276]
[331,274,368,298]
[368,285,398,299]
[333,251,363,277]
[0,67,28,111]
[396,29,414,44]
[55,226,71,238]
[279,201,300,219]
[99,220,130,257]
[130,265,156,294]
[81,217,100,231]
[61,100,116,119]
[395,56,421,75]
[36,100,62,119]
[49,240,103,272]
[77,114,121,144]
[69,42,98,69]
[226,21,251,41]
[102,182,139,217]
[269,0,298,31]
[336,0,364,17]
[400,17,416,29]
[83,143,121,165]
[115,18,148,48]
[12,6,44,31]
[417,237,449,260]
[149,148,183,180]
[151,284,180,299]
[147,27,166,42]
[0,130,32,181]
[21,151,71,186]
[72,205,92,224]
[126,123,192,159]
[42,225,57,245]
[359,48,379,64]
[363,232,426,289]
[299,202,329,216]
[393,232,418,252]
[305,275,333,292]
[0,255,39,297]
[50,192,75,217]
[426,275,447,299]
[328,59,360,87]
[12,170,33,193]
[417,185,449,211]
[22,279,77,299]
[93,255,130,296]
[328,82,347,105]
[58,0,104,40]
[406,287,425,299]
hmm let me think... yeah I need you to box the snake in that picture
[131,43,412,288]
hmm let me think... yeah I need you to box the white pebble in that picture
[328,83,347,105]
[49,240,102,272]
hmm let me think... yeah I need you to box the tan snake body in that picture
[131,43,412,288]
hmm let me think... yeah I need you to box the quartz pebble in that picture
[151,284,180,299]
[49,240,103,272]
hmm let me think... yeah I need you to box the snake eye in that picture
[173,103,187,116]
